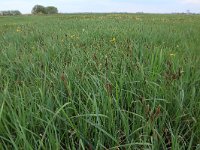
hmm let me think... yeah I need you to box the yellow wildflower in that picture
[70,35,75,38]
[180,70,184,74]
[110,37,116,43]
[170,53,175,57]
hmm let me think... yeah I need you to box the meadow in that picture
[0,14,200,149]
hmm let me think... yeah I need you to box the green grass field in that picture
[0,14,200,149]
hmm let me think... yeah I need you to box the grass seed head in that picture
[61,73,65,81]
[105,83,112,96]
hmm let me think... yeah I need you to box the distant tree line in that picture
[0,10,21,16]
[32,5,58,14]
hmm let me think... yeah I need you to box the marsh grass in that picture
[0,14,200,149]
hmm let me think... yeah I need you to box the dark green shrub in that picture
[0,10,21,16]
[31,5,58,15]
[46,6,58,14]
[31,5,47,14]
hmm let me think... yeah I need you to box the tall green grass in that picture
[0,14,200,149]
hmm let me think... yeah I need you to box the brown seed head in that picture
[105,83,112,95]
[155,105,161,118]
[61,73,65,81]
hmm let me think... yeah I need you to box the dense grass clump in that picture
[0,14,200,149]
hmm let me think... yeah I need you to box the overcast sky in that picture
[0,0,200,14]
